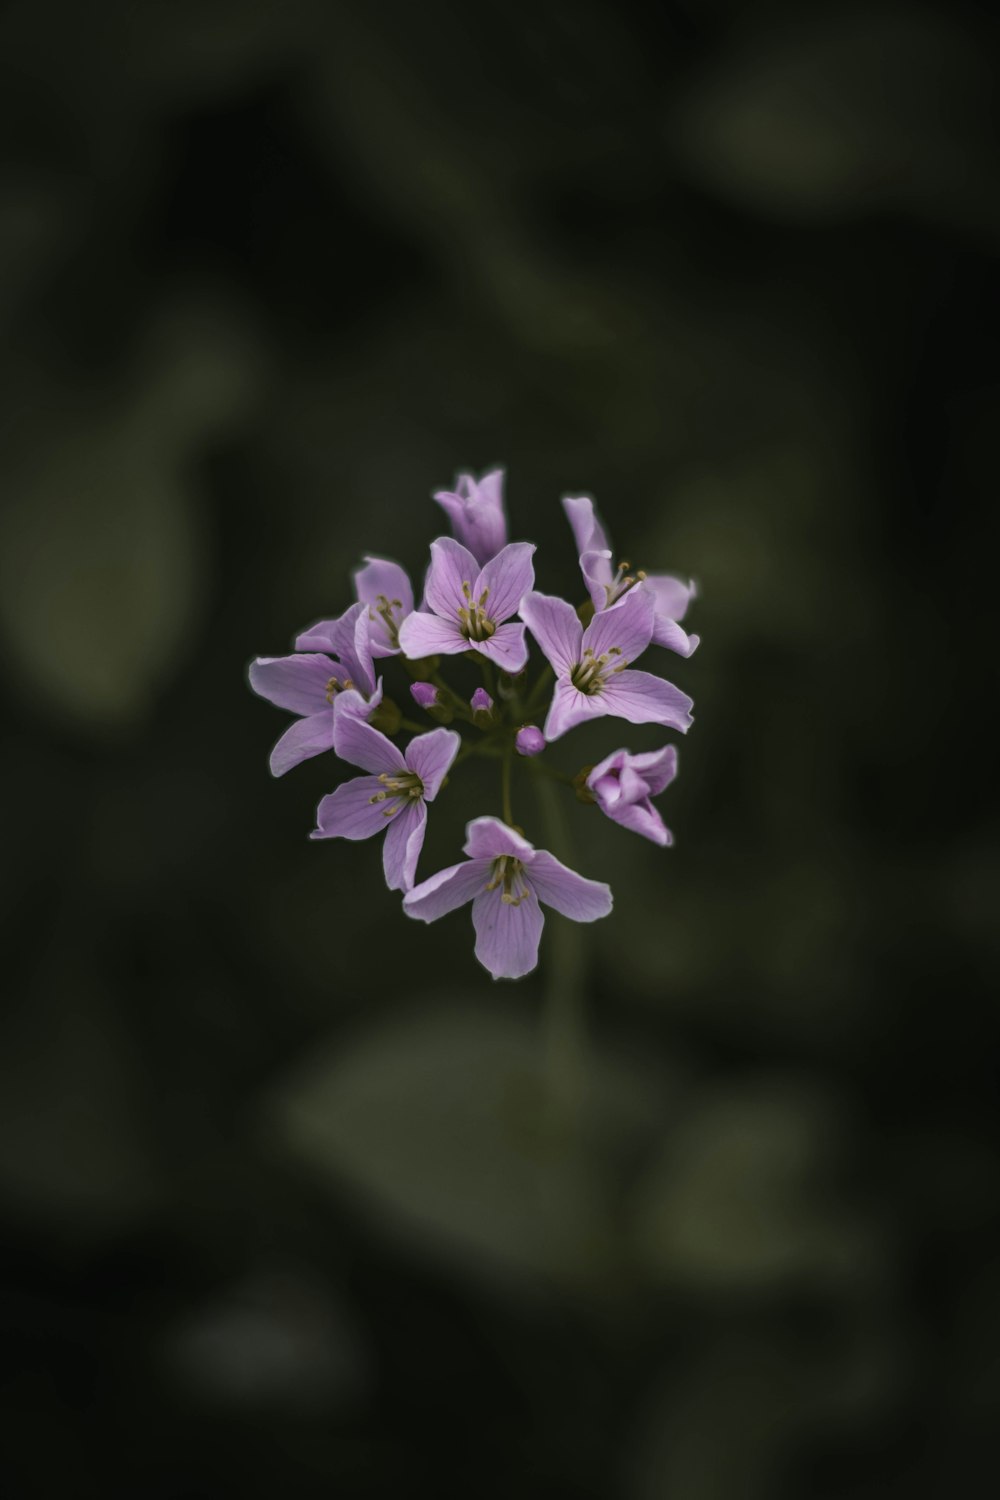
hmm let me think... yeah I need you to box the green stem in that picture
[399,717,427,733]
[501,745,514,826]
[532,773,587,1134]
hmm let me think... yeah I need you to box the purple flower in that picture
[312,717,460,892]
[470,687,493,713]
[398,538,535,674]
[249,602,381,777]
[520,588,694,742]
[563,496,699,657]
[353,555,414,657]
[403,817,612,980]
[433,468,507,566]
[515,725,545,756]
[587,745,678,846]
[410,681,439,710]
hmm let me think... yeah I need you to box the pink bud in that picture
[470,688,493,712]
[515,725,545,757]
[410,682,438,709]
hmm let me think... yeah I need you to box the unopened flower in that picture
[403,817,612,979]
[399,539,535,673]
[354,556,414,656]
[410,681,439,710]
[520,588,693,741]
[249,602,381,776]
[433,467,507,566]
[563,496,699,657]
[515,725,545,756]
[470,687,496,728]
[587,745,678,845]
[312,716,460,891]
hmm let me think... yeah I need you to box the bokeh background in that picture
[2,2,998,1496]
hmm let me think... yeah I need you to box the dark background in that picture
[1,2,998,1496]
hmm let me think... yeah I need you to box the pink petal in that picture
[333,712,406,775]
[463,816,535,862]
[268,711,334,777]
[643,572,696,623]
[603,797,672,846]
[527,852,613,922]
[249,655,337,716]
[423,536,480,620]
[296,602,375,696]
[580,548,616,612]
[405,728,460,800]
[354,555,414,656]
[473,622,529,674]
[382,799,427,892]
[583,586,654,665]
[333,678,382,723]
[472,886,545,980]
[475,542,536,624]
[398,612,468,659]
[628,744,678,797]
[519,591,583,676]
[403,858,491,922]
[563,495,610,557]
[543,679,605,741]
[312,775,392,841]
[599,669,694,732]
[650,614,700,657]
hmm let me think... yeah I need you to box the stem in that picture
[501,745,514,826]
[532,773,587,1134]
[399,717,427,733]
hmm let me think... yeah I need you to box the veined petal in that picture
[543,679,606,741]
[473,622,529,674]
[354,555,414,656]
[563,495,610,557]
[405,727,460,800]
[580,548,616,613]
[333,712,406,775]
[403,858,491,922]
[248,654,337,716]
[527,852,613,922]
[463,816,535,862]
[398,612,468,659]
[650,614,700,657]
[434,469,508,566]
[519,591,583,676]
[644,572,696,624]
[312,775,391,841]
[294,619,341,653]
[475,542,536,624]
[599,669,694,732]
[297,603,375,696]
[627,744,678,796]
[382,799,427,892]
[424,536,479,620]
[472,886,545,981]
[333,678,382,723]
[603,797,672,846]
[583,586,654,665]
[268,711,334,777]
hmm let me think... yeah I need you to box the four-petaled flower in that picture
[403,817,612,980]
[353,555,414,657]
[399,538,535,674]
[312,716,460,891]
[249,601,381,776]
[520,588,693,741]
[563,496,699,657]
[587,746,678,846]
[433,467,508,566]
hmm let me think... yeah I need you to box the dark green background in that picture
[1,2,998,1496]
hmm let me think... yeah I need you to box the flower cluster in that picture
[248,470,698,980]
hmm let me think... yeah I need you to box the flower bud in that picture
[369,697,402,735]
[471,687,497,729]
[515,725,546,757]
[410,680,453,724]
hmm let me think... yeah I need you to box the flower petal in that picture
[527,852,613,922]
[583,586,655,665]
[268,711,334,777]
[405,727,460,800]
[473,622,529,674]
[397,612,468,659]
[602,797,672,846]
[434,468,508,566]
[354,555,414,656]
[563,495,610,557]
[333,712,406,775]
[626,744,678,797]
[472,886,545,980]
[333,678,382,723]
[382,798,427,892]
[403,858,491,922]
[580,548,616,613]
[423,536,480,620]
[311,775,391,841]
[643,572,696,623]
[475,541,536,624]
[543,679,606,741]
[296,602,375,695]
[248,654,337,716]
[650,614,700,657]
[599,669,694,732]
[519,591,583,676]
[463,816,536,862]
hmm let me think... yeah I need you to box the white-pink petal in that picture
[527,852,613,922]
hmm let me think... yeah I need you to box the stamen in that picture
[457,580,497,642]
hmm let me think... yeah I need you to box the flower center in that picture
[325,674,355,704]
[457,581,496,642]
[368,593,404,648]
[603,559,646,607]
[570,646,626,695]
[485,854,530,905]
[368,770,424,817]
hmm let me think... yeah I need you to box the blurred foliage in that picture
[1,1,997,1497]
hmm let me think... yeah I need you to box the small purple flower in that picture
[470,688,493,713]
[433,467,507,566]
[353,555,414,657]
[515,725,545,756]
[249,602,381,777]
[520,588,693,742]
[403,817,612,980]
[312,717,460,891]
[563,496,699,658]
[398,538,535,674]
[410,681,439,710]
[587,745,678,846]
